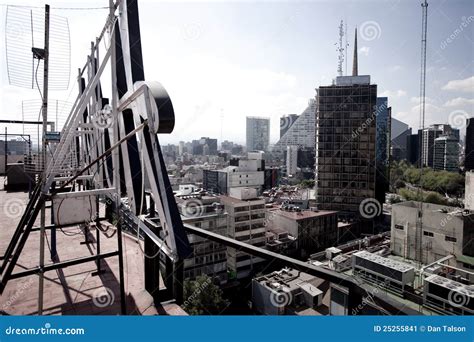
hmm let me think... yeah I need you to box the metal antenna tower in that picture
[335,20,347,77]
[416,0,428,264]
[344,20,348,75]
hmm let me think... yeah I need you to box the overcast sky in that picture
[0,0,473,145]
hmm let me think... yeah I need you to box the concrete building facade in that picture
[220,193,267,279]
[391,201,474,269]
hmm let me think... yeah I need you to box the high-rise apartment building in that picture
[246,116,270,151]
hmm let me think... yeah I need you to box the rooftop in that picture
[276,209,337,221]
[0,179,186,315]
[219,194,264,205]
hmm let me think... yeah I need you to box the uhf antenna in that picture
[335,20,348,77]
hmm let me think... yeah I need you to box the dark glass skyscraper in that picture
[465,118,474,171]
[315,75,378,216]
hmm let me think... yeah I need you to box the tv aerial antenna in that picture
[4,4,71,314]
[5,5,71,91]
[335,20,348,77]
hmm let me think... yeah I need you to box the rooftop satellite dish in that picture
[5,5,71,91]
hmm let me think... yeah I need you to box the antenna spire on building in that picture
[336,20,346,77]
[352,27,358,76]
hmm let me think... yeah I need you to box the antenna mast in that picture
[416,0,428,264]
[344,20,348,75]
[336,20,346,77]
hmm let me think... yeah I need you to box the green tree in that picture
[299,179,315,188]
[182,275,229,315]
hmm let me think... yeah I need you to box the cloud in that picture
[442,76,474,93]
[410,96,435,104]
[388,65,403,72]
[379,89,407,98]
[359,46,370,56]
[443,97,474,107]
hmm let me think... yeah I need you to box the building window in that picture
[394,224,404,230]
[445,236,457,242]
[423,231,434,237]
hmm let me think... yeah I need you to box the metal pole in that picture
[109,0,126,315]
[4,127,7,176]
[38,3,50,316]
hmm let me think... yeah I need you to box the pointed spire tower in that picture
[352,27,358,76]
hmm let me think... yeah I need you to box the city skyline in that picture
[0,0,472,145]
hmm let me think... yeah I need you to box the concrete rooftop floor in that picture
[0,178,186,316]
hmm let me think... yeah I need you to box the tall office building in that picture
[391,117,411,161]
[465,118,474,171]
[246,116,270,151]
[433,136,460,172]
[375,97,391,205]
[273,99,317,153]
[280,114,299,138]
[315,31,379,217]
[406,133,420,165]
[421,127,442,167]
[421,124,459,168]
